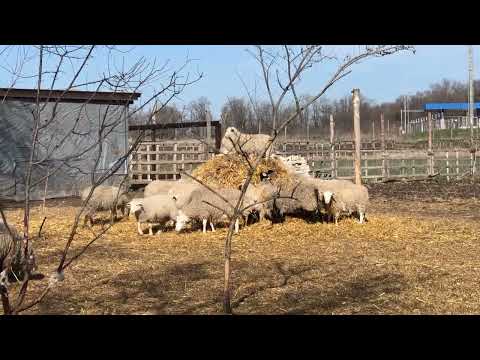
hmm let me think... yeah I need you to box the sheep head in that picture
[322,191,334,205]
[175,210,190,232]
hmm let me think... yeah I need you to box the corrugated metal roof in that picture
[0,88,141,105]
[424,102,480,111]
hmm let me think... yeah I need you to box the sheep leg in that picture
[149,224,154,236]
[202,219,207,233]
[359,212,365,224]
[137,222,144,235]
[210,222,216,232]
[234,218,239,234]
[334,215,339,226]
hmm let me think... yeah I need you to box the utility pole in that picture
[468,45,476,175]
[468,45,474,147]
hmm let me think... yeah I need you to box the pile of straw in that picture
[191,154,294,189]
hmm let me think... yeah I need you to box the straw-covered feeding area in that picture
[2,157,480,314]
[191,153,293,189]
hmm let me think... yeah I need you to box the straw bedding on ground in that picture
[2,181,480,314]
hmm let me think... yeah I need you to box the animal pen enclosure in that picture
[128,121,222,186]
[277,112,478,182]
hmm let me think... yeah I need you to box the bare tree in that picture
[202,45,415,313]
[0,45,202,314]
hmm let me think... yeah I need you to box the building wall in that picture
[0,100,128,201]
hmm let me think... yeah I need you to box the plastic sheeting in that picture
[0,101,128,201]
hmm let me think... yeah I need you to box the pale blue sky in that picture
[1,45,478,118]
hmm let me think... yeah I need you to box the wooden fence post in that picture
[206,110,212,157]
[446,151,450,182]
[381,112,388,180]
[456,150,460,180]
[428,111,434,176]
[372,118,375,140]
[173,143,178,180]
[330,114,336,178]
[352,89,362,185]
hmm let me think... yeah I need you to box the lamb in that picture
[220,127,274,158]
[81,185,130,227]
[1,220,37,282]
[131,193,180,235]
[175,188,256,234]
[320,182,369,225]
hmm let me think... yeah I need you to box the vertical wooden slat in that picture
[330,114,336,178]
[456,150,460,180]
[446,151,450,182]
[173,143,178,179]
[381,113,387,180]
[428,111,433,176]
[352,88,362,185]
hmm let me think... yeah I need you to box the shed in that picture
[0,88,141,201]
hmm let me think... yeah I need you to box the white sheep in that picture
[0,220,37,281]
[254,179,321,222]
[167,181,202,209]
[131,193,180,235]
[143,177,194,198]
[320,182,369,225]
[220,127,274,158]
[175,188,255,234]
[81,185,130,227]
[126,198,144,218]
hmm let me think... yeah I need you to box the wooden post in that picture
[147,146,151,182]
[427,111,434,176]
[206,110,212,155]
[365,154,368,179]
[446,151,450,181]
[214,123,222,151]
[372,118,375,140]
[456,150,460,180]
[173,143,178,179]
[330,114,336,178]
[352,88,362,185]
[381,113,387,180]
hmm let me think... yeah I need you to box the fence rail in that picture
[308,149,477,182]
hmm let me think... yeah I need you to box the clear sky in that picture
[1,45,478,118]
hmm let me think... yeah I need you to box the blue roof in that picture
[424,102,480,111]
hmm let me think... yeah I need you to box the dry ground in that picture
[2,179,480,315]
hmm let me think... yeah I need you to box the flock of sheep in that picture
[79,126,370,236]
[0,127,370,282]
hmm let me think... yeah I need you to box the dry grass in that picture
[2,188,480,315]
[191,154,293,189]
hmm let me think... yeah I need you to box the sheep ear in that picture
[172,195,177,201]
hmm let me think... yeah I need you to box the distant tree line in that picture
[130,79,480,141]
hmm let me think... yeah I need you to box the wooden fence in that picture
[306,149,477,182]
[129,140,213,185]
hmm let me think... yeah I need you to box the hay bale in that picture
[191,154,294,189]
